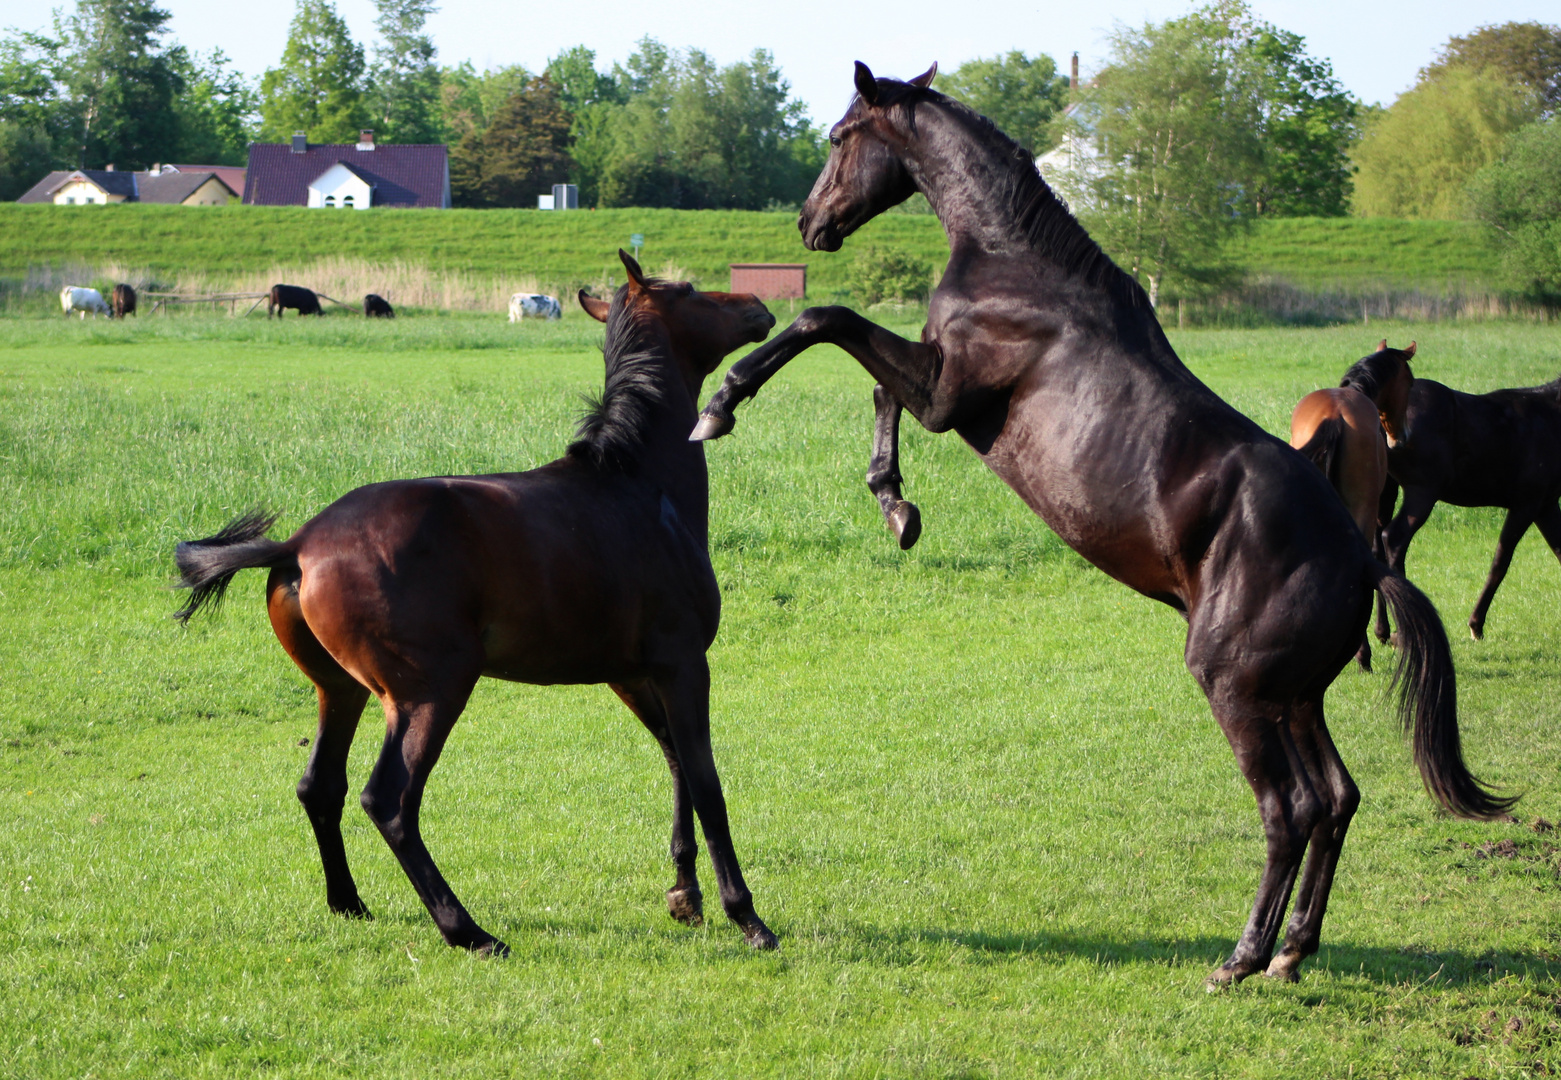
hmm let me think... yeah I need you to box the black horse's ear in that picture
[909,62,937,88]
[619,248,647,289]
[854,61,879,105]
[1404,340,1417,358]
[579,289,609,322]
[1376,339,1388,352]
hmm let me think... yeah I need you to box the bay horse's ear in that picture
[1404,340,1417,358]
[619,248,647,289]
[578,289,609,322]
[1376,339,1388,352]
[854,61,879,105]
[909,62,937,88]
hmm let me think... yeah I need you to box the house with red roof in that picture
[244,131,450,209]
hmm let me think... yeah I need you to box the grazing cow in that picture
[60,286,110,319]
[508,292,562,321]
[111,283,137,319]
[268,284,323,318]
[363,293,395,318]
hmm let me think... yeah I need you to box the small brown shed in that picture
[730,263,807,300]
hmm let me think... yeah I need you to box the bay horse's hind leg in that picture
[611,680,704,926]
[1265,697,1359,981]
[867,384,922,550]
[360,668,503,954]
[267,570,372,917]
[655,658,777,949]
[1206,699,1324,987]
[1373,478,1399,645]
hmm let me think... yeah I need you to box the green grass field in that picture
[3,311,1561,1077]
[0,203,1501,295]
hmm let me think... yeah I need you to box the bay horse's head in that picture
[579,250,774,393]
[1341,339,1416,446]
[799,61,937,252]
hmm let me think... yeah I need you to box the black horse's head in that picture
[798,61,937,252]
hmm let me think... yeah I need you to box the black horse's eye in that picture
[829,135,842,148]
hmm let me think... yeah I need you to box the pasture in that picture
[2,312,1560,1077]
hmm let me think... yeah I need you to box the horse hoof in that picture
[667,886,705,926]
[1264,951,1303,982]
[1469,623,1484,641]
[744,922,779,950]
[690,411,734,442]
[1204,960,1260,989]
[1355,647,1372,673]
[888,501,922,550]
[330,897,373,920]
[471,937,511,959]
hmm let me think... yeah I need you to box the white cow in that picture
[508,292,562,321]
[60,286,111,319]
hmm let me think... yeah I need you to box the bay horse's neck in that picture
[619,332,713,545]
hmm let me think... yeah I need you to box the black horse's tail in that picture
[1370,563,1516,818]
[1296,416,1347,489]
[173,510,294,623]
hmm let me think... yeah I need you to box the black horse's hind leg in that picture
[1469,504,1538,640]
[1266,699,1359,981]
[868,384,922,550]
[1381,486,1438,646]
[361,673,504,954]
[1373,478,1399,645]
[1533,499,1561,566]
[611,680,704,926]
[654,658,776,949]
[693,307,944,440]
[1207,703,1323,987]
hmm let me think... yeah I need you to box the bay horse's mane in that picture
[865,80,1150,310]
[568,286,671,473]
[1339,351,1407,401]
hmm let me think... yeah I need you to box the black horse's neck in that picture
[900,93,1148,310]
[569,299,709,539]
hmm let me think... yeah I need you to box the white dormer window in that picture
[65,197,75,204]
[342,194,354,208]
[306,162,373,210]
[324,195,336,207]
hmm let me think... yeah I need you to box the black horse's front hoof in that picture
[329,896,373,920]
[1469,621,1485,641]
[743,921,779,950]
[690,411,734,442]
[470,937,511,958]
[667,886,705,927]
[888,500,922,550]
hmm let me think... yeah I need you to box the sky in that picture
[1,0,1556,121]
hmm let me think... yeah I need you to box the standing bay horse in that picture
[174,251,779,955]
[691,63,1512,985]
[1376,367,1561,642]
[1289,340,1416,670]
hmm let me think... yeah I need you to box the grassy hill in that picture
[0,203,1500,297]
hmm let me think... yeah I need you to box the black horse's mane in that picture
[1339,351,1407,402]
[870,80,1150,310]
[567,287,669,473]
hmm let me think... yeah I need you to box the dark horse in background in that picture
[268,284,322,317]
[175,251,779,955]
[692,63,1512,985]
[1289,340,1416,671]
[111,283,136,319]
[1375,366,1561,642]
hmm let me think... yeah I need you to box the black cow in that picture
[111,283,136,318]
[268,284,322,318]
[364,293,395,318]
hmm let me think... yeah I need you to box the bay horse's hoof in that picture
[1263,949,1304,982]
[1204,959,1262,989]
[887,500,922,550]
[666,886,705,926]
[690,411,734,442]
[743,920,779,950]
[1469,622,1485,641]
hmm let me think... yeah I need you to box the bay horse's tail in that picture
[1296,415,1347,488]
[173,510,294,623]
[1369,563,1516,818]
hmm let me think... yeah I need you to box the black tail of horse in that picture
[1370,565,1516,818]
[173,510,293,623]
[1297,416,1347,488]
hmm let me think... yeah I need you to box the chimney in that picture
[357,129,375,151]
[1071,52,1079,90]
[105,163,115,171]
[291,132,307,154]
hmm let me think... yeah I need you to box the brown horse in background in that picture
[1289,340,1416,670]
[174,251,778,955]
[692,62,1512,985]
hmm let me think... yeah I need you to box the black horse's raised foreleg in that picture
[692,306,943,442]
[868,385,922,550]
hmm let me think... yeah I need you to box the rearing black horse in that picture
[692,63,1512,985]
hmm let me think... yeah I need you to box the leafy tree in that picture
[170,48,257,164]
[1467,118,1561,299]
[938,50,1068,154]
[367,0,441,143]
[1352,66,1540,219]
[441,62,529,203]
[454,74,571,208]
[543,46,623,206]
[1067,0,1264,305]
[852,244,932,304]
[1422,22,1561,111]
[1246,26,1358,216]
[0,31,72,193]
[56,0,184,169]
[259,0,367,143]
